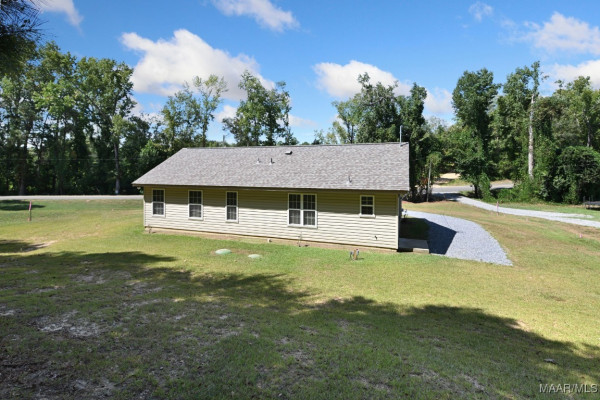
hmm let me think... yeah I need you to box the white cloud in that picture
[216,104,238,122]
[547,59,600,89]
[313,60,411,98]
[314,60,452,117]
[468,2,493,22]
[212,0,298,32]
[425,88,453,115]
[289,114,316,128]
[524,13,600,55]
[121,29,273,100]
[39,0,83,27]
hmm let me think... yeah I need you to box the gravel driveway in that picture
[408,210,512,265]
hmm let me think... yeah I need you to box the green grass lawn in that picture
[1,199,599,399]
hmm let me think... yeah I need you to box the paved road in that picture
[0,195,143,200]
[431,182,514,194]
[452,195,600,229]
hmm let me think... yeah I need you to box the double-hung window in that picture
[152,189,165,216]
[360,195,375,217]
[288,194,317,226]
[226,192,238,221]
[189,190,203,219]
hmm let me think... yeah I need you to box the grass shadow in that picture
[0,240,42,254]
[1,249,598,399]
[0,200,45,211]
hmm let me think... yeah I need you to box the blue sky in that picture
[39,0,600,143]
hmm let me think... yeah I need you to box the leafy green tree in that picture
[34,43,81,194]
[333,97,360,143]
[399,84,428,197]
[160,84,201,154]
[494,62,541,179]
[313,121,348,145]
[192,75,227,147]
[451,68,500,198]
[76,56,135,194]
[0,52,39,194]
[223,71,294,146]
[551,146,600,203]
[554,77,600,150]
[354,73,401,143]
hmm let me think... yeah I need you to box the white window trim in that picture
[188,190,203,220]
[359,195,376,218]
[287,193,318,228]
[152,188,165,217]
[225,191,238,223]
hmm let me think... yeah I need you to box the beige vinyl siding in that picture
[143,186,400,249]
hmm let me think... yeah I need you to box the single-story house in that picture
[132,142,409,250]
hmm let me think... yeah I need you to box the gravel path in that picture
[454,196,600,229]
[408,210,512,265]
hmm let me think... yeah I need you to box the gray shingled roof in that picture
[133,143,409,191]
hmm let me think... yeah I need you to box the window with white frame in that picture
[152,189,165,216]
[189,190,202,219]
[288,194,317,226]
[360,195,375,216]
[226,192,238,221]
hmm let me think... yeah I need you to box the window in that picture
[226,192,238,221]
[152,189,165,216]
[360,195,375,217]
[189,190,202,219]
[288,194,317,226]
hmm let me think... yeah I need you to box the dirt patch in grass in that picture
[125,280,162,295]
[461,374,486,393]
[0,306,17,316]
[356,377,391,393]
[36,311,108,338]
[27,285,63,294]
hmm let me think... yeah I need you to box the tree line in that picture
[314,65,600,204]
[1,37,599,202]
[0,42,299,195]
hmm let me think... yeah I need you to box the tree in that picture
[451,68,500,198]
[555,77,600,150]
[333,97,360,143]
[330,74,429,198]
[0,0,42,75]
[551,146,600,203]
[191,75,227,147]
[313,121,348,145]
[496,62,541,179]
[399,83,428,197]
[354,73,401,143]
[0,49,39,194]
[159,84,201,155]
[76,57,135,194]
[223,71,294,146]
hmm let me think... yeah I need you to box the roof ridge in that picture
[183,142,407,150]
